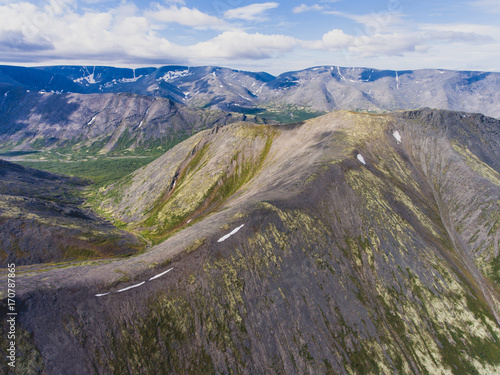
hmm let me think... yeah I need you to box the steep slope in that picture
[97,123,274,244]
[0,159,143,266]
[1,109,500,374]
[0,88,267,158]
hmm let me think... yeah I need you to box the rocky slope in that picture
[1,109,499,374]
[2,64,500,119]
[0,159,143,266]
[0,86,267,158]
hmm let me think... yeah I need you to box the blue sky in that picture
[0,0,499,74]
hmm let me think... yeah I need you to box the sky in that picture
[0,0,499,74]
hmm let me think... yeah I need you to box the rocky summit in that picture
[1,108,499,374]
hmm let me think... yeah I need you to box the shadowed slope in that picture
[0,159,143,266]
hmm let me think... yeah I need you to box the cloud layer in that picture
[224,2,279,21]
[0,0,498,73]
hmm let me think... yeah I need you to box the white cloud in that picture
[306,22,495,58]
[349,33,425,57]
[292,4,324,13]
[324,10,406,36]
[0,2,180,63]
[306,30,423,57]
[420,23,500,41]
[307,29,354,50]
[145,5,226,29]
[468,0,500,13]
[425,30,491,43]
[0,1,299,65]
[189,31,299,59]
[224,2,279,21]
[1,0,498,75]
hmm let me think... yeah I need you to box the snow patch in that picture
[212,71,216,77]
[158,69,191,82]
[119,75,143,83]
[238,94,252,101]
[74,74,96,84]
[74,67,97,85]
[117,281,145,293]
[357,154,366,165]
[337,66,356,82]
[337,66,345,80]
[149,268,173,281]
[95,292,110,297]
[138,106,152,128]
[87,114,98,126]
[218,224,244,243]
[393,130,402,143]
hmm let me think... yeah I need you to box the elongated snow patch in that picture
[357,154,366,165]
[149,268,173,281]
[95,292,111,297]
[218,224,244,243]
[393,130,402,143]
[117,281,145,293]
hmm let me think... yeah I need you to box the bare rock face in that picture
[0,88,268,157]
[1,109,500,374]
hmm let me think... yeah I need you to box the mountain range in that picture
[2,64,500,118]
[0,63,500,374]
[0,86,267,158]
[1,64,500,160]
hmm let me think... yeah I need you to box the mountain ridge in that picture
[1,64,499,119]
[0,88,270,158]
[2,108,499,374]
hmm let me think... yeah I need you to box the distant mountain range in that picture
[1,64,500,159]
[0,86,267,158]
[1,64,500,119]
